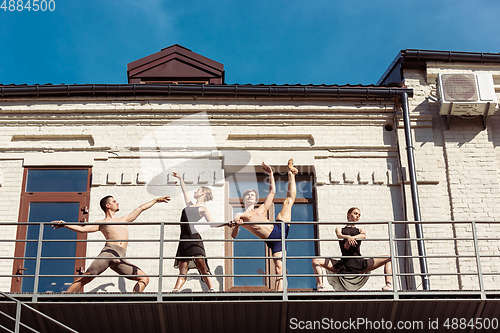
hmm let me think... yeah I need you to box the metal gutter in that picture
[402,49,500,63]
[0,84,413,99]
[377,49,500,85]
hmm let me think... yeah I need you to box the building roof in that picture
[378,49,500,86]
[1,44,415,100]
[127,44,225,84]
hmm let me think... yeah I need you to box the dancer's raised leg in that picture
[276,159,297,222]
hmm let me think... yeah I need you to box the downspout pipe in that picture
[400,92,431,290]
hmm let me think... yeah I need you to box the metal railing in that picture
[0,220,498,305]
[0,291,77,333]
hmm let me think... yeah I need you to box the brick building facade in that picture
[0,46,498,294]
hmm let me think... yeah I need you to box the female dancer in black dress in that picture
[312,207,393,291]
[172,171,215,292]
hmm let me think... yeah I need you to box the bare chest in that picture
[242,210,268,223]
[101,224,129,240]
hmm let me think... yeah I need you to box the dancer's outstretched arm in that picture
[172,172,192,206]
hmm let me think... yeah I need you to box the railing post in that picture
[157,222,165,302]
[32,222,45,303]
[387,221,399,299]
[281,221,288,301]
[471,221,486,300]
[15,301,21,333]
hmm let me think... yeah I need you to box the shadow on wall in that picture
[90,265,224,293]
[382,122,396,146]
[403,98,485,147]
[488,114,500,147]
[441,116,485,147]
[419,95,486,147]
[89,278,127,293]
[89,282,117,293]
[214,266,223,292]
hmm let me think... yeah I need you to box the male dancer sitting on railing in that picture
[229,159,298,291]
[53,195,170,292]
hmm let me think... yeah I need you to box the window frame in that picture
[11,167,91,292]
[224,172,317,291]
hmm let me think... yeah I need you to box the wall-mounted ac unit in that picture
[437,73,498,116]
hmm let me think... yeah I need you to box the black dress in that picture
[333,226,368,274]
[174,206,210,271]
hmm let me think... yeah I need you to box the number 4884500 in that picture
[1,0,56,11]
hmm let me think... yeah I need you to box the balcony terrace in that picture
[0,220,499,333]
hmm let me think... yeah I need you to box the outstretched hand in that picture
[172,171,181,179]
[157,196,171,203]
[52,220,66,229]
[261,162,272,174]
[229,219,244,227]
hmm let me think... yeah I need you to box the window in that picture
[11,168,91,293]
[224,172,317,291]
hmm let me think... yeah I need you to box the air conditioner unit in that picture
[437,73,497,116]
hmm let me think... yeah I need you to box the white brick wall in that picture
[1,88,499,293]
[401,64,500,291]
[0,160,23,291]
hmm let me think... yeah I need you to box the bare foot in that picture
[288,158,298,175]
[381,283,393,291]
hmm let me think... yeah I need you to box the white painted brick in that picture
[329,170,342,184]
[91,170,102,186]
[343,171,356,184]
[121,172,132,185]
[106,172,117,184]
[183,172,194,184]
[316,169,329,185]
[372,171,385,185]
[358,170,370,184]
[198,171,209,184]
[166,173,176,185]
[214,169,224,186]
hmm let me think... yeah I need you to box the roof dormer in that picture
[127,44,224,84]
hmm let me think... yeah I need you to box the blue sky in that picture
[1,0,499,86]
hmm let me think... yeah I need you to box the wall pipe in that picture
[400,92,431,290]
